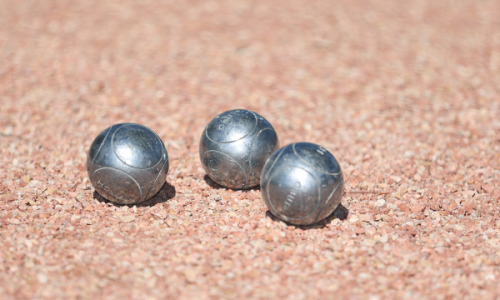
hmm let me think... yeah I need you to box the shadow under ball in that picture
[260,142,344,225]
[199,109,280,189]
[87,123,169,205]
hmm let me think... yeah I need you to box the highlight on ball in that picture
[87,123,169,205]
[199,109,279,189]
[260,142,344,225]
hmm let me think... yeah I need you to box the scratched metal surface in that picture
[261,142,344,225]
[87,123,169,204]
[200,109,279,189]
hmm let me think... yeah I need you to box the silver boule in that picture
[87,123,169,205]
[260,142,344,225]
[199,109,279,189]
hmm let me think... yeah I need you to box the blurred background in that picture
[2,0,499,154]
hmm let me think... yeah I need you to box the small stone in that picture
[119,215,136,223]
[355,227,365,234]
[349,216,360,223]
[184,268,198,283]
[463,203,474,212]
[45,187,57,195]
[37,273,48,283]
[380,235,389,243]
[410,204,425,213]
[375,199,386,207]
[397,203,409,212]
[390,175,402,183]
[73,200,83,209]
[430,203,440,211]
[447,202,457,211]
[483,184,495,194]
[485,273,496,281]
[359,214,372,222]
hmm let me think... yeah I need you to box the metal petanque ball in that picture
[199,109,280,189]
[87,123,169,205]
[260,142,344,225]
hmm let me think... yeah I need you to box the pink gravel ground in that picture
[1,0,500,299]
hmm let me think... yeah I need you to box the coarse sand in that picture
[1,0,500,299]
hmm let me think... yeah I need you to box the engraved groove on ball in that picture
[263,144,287,176]
[267,166,321,220]
[87,125,114,172]
[293,143,342,175]
[111,124,164,169]
[142,158,169,202]
[249,127,278,181]
[260,142,344,225]
[202,150,247,189]
[91,167,142,204]
[205,110,258,144]
[313,177,345,223]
